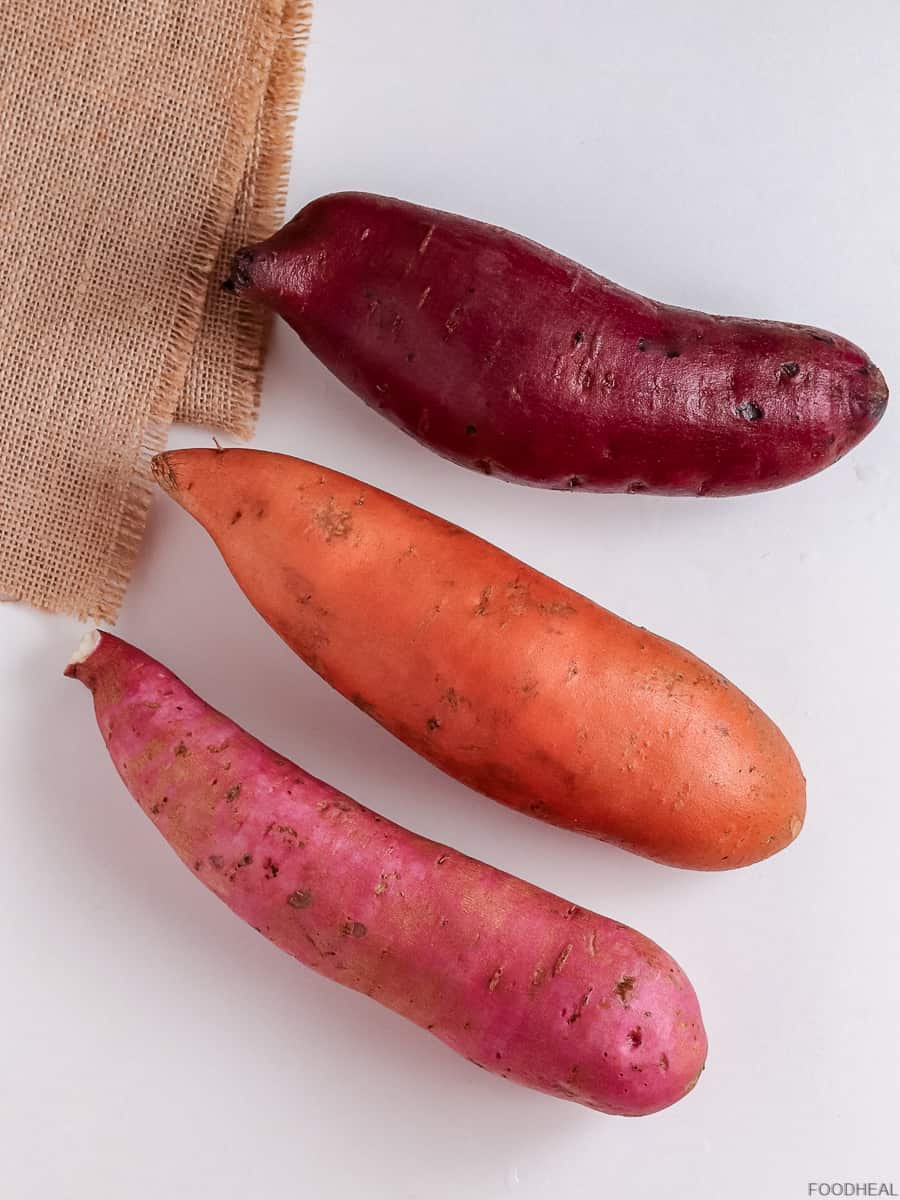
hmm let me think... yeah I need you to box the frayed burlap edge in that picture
[222,0,314,439]
[94,0,311,622]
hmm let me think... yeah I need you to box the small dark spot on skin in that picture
[407,352,415,363]
[659,1054,669,1072]
[809,332,835,344]
[627,481,648,494]
[209,855,225,869]
[567,475,583,489]
[436,854,449,865]
[627,1027,643,1048]
[780,361,800,378]
[239,854,252,867]
[225,784,242,802]
[615,976,636,1005]
[475,586,492,616]
[566,661,579,681]
[488,966,504,992]
[637,337,648,352]
[342,921,367,938]
[573,330,585,345]
[737,401,763,422]
[426,716,441,732]
[287,889,313,909]
[474,458,493,475]
[264,859,280,879]
[666,348,681,359]
[230,509,243,524]
[174,742,188,757]
[564,905,581,920]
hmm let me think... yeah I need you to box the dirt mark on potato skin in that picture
[313,497,353,541]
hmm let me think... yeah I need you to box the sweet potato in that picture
[66,630,707,1116]
[226,191,888,497]
[152,447,806,870]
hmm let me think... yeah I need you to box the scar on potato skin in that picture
[615,976,637,1005]
[314,497,353,541]
[567,988,593,1024]
[552,944,573,976]
[474,586,492,615]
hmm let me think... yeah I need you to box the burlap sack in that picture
[0,0,312,620]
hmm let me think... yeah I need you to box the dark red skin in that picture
[229,192,888,496]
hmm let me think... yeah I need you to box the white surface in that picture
[3,1,899,1196]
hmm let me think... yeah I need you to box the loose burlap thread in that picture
[0,0,312,620]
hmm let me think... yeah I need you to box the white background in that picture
[2,1,898,1197]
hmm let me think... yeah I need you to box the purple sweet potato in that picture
[228,191,887,496]
[67,630,707,1116]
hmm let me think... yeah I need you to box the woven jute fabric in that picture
[0,0,311,620]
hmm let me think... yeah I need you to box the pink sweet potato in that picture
[228,191,888,496]
[67,630,707,1116]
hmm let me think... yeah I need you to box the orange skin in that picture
[154,448,805,870]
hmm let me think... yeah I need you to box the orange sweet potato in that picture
[153,448,805,870]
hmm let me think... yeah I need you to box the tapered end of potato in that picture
[151,448,239,525]
[867,364,889,425]
[222,248,258,295]
[150,452,180,498]
[64,629,101,678]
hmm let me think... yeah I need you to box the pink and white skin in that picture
[67,630,707,1116]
